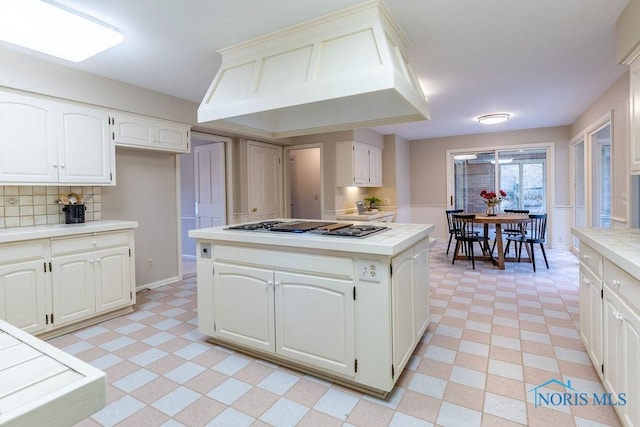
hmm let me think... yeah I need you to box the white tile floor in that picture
[47,242,623,426]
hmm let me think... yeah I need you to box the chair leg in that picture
[446,232,454,255]
[539,243,549,269]
[469,240,475,269]
[529,241,536,272]
[516,242,522,262]
[452,240,461,265]
[504,239,511,256]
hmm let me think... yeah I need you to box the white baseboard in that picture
[136,276,180,292]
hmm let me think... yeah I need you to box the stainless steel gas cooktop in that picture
[226,220,388,238]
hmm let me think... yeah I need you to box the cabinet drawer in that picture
[579,242,603,277]
[51,232,129,256]
[0,241,46,264]
[604,259,640,313]
[214,245,353,279]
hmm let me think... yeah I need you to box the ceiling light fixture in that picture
[477,113,510,125]
[453,154,477,161]
[0,0,123,62]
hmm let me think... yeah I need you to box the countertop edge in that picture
[0,220,139,244]
[189,223,434,257]
[571,227,640,279]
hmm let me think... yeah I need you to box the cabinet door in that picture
[275,271,355,377]
[58,105,113,184]
[603,287,640,425]
[156,122,190,153]
[368,145,383,186]
[631,56,640,174]
[0,260,48,334]
[214,263,275,352]
[112,113,155,148]
[579,266,603,375]
[620,303,640,426]
[391,247,415,373]
[0,92,58,183]
[95,247,132,313]
[51,253,96,327]
[414,240,430,341]
[353,142,370,185]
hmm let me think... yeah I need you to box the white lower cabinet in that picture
[579,258,604,376]
[0,252,48,335]
[51,252,96,327]
[603,286,640,426]
[275,271,354,377]
[214,262,355,377]
[576,237,640,427]
[0,228,136,338]
[197,237,430,396]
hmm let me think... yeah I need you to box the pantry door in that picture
[248,141,282,221]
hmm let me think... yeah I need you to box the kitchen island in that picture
[189,220,434,397]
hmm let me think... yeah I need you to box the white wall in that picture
[102,148,179,289]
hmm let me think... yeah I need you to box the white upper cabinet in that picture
[0,91,114,185]
[336,140,383,187]
[630,55,640,174]
[59,104,113,184]
[112,112,191,153]
[0,92,59,183]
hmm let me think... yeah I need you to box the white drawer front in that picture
[579,242,603,278]
[51,232,129,256]
[0,241,46,263]
[604,259,640,313]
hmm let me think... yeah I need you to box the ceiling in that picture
[0,0,631,141]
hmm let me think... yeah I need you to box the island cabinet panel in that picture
[275,271,354,377]
[214,262,275,353]
[391,238,430,375]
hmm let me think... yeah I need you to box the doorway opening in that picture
[285,146,322,219]
[179,133,230,277]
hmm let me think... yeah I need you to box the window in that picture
[450,147,549,214]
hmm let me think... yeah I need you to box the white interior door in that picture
[195,143,226,228]
[248,141,282,221]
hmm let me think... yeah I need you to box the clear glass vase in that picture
[486,203,497,216]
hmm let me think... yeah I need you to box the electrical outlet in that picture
[358,259,381,283]
[147,258,153,269]
[383,198,390,205]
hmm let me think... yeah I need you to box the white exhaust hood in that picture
[197,1,429,139]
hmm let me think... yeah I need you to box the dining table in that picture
[455,213,531,270]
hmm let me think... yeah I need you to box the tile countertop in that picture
[0,319,106,426]
[335,211,396,221]
[571,227,640,279]
[0,220,139,244]
[189,221,434,257]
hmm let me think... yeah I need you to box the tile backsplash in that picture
[0,186,102,228]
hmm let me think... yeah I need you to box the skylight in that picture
[0,0,123,62]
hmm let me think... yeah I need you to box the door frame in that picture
[283,143,324,219]
[177,132,233,279]
[445,142,555,246]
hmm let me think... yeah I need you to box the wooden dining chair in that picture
[445,209,463,255]
[451,214,489,269]
[505,213,549,272]
[496,209,530,255]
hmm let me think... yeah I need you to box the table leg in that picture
[494,225,505,270]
